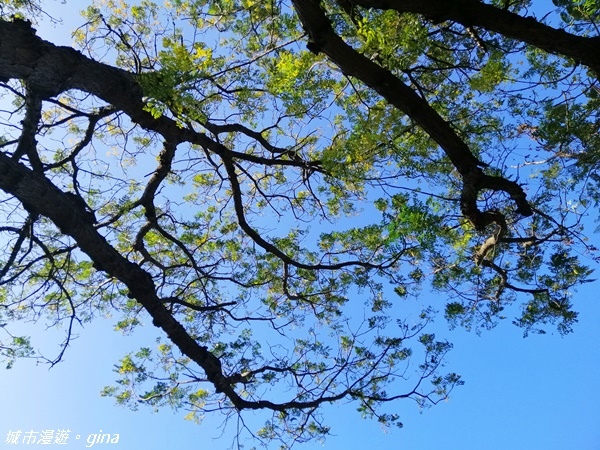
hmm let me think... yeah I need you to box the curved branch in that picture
[291,0,533,233]
[353,0,600,74]
[222,155,403,271]
[12,84,43,172]
[0,215,36,281]
[160,297,237,313]
[0,147,425,414]
[0,19,319,173]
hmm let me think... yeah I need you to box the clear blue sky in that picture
[3,294,599,449]
[1,2,600,449]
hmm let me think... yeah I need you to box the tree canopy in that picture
[0,0,598,445]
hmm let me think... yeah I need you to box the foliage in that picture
[0,0,598,446]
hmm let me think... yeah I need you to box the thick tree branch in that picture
[0,97,413,416]
[291,0,532,230]
[352,0,600,74]
[12,85,43,172]
[293,0,485,175]
[0,19,317,171]
[0,150,248,405]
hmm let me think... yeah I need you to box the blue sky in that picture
[1,1,600,449]
[3,290,599,449]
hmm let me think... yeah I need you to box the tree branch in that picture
[352,0,600,74]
